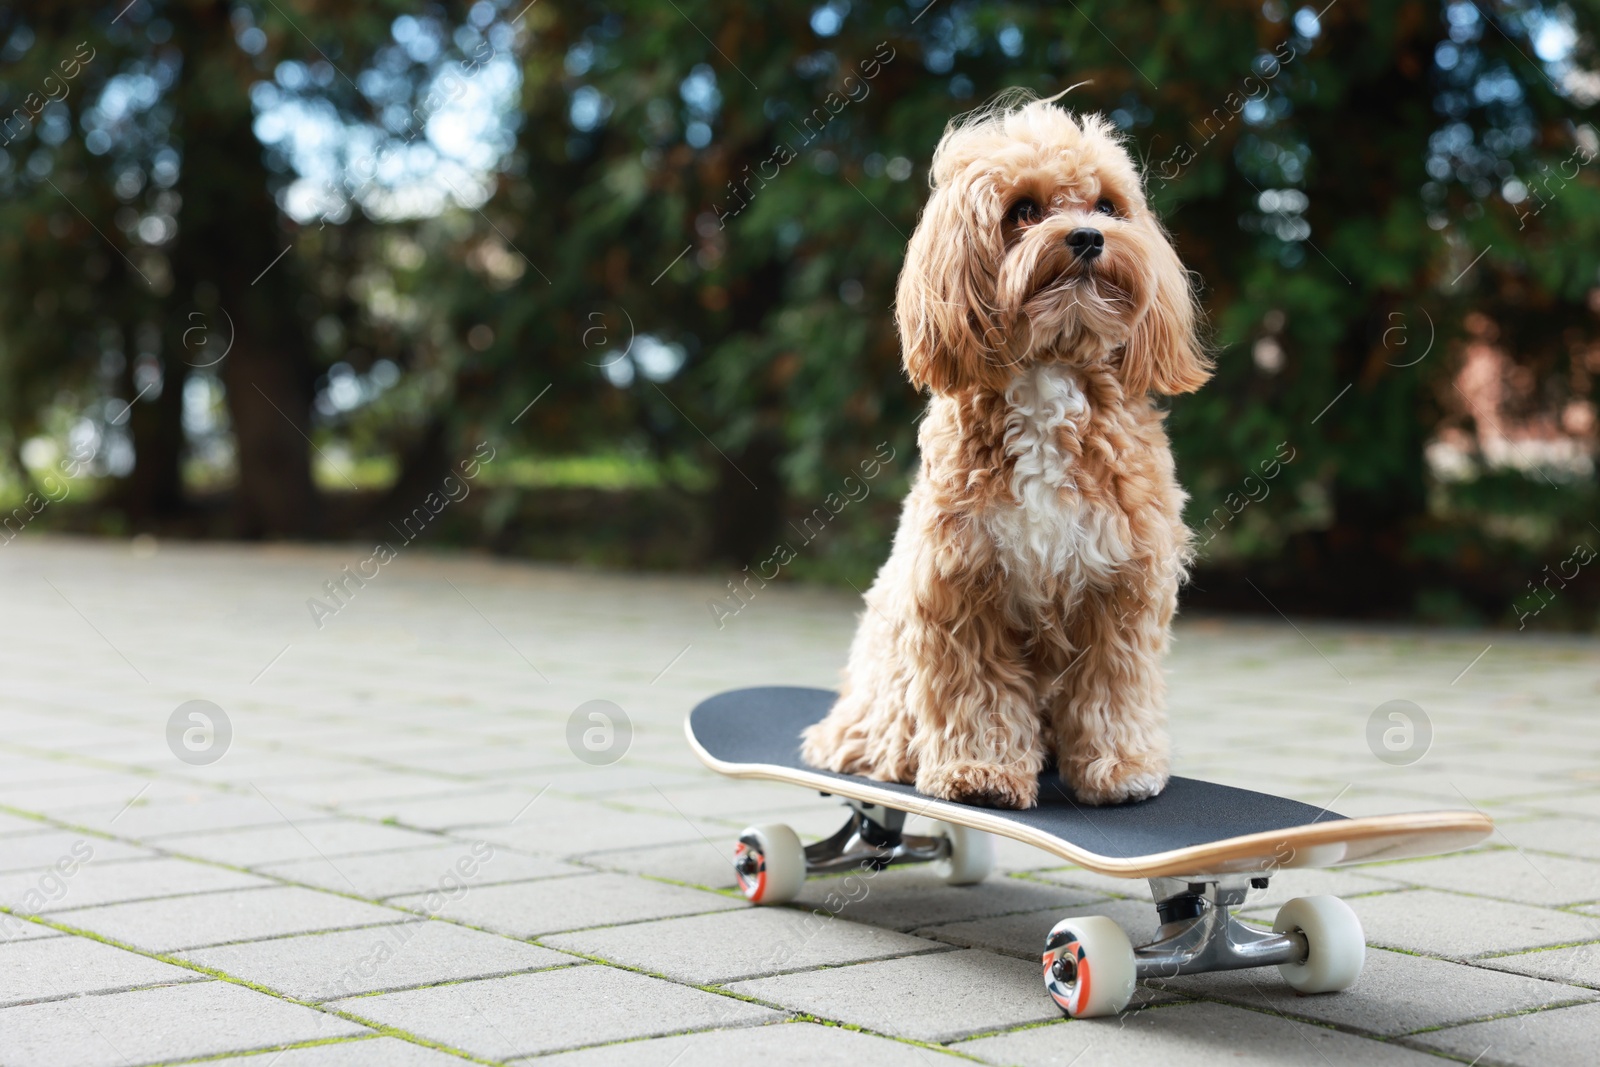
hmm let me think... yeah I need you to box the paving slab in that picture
[342,787,559,830]
[61,885,410,952]
[580,838,740,890]
[329,965,779,1059]
[1481,941,1600,988]
[462,795,714,857]
[913,899,1161,960]
[258,841,583,898]
[1351,768,1585,806]
[1493,817,1600,862]
[0,979,368,1067]
[0,810,50,835]
[0,934,207,1007]
[0,775,184,815]
[1403,999,1600,1067]
[262,775,487,808]
[956,1000,1453,1066]
[728,948,1059,1042]
[535,763,710,797]
[179,920,580,1001]
[1329,790,1499,822]
[791,868,1105,932]
[1516,793,1600,821]
[1236,866,1407,910]
[1027,866,1157,899]
[1377,849,1600,907]
[1155,946,1597,1035]
[2,543,1597,1066]
[1322,889,1600,957]
[389,871,741,936]
[544,905,949,984]
[0,829,153,872]
[0,856,270,914]
[65,793,336,839]
[619,779,844,821]
[528,1020,964,1065]
[197,1037,475,1065]
[0,914,65,943]
[160,819,448,867]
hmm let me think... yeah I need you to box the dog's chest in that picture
[982,364,1130,588]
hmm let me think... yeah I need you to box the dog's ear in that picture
[1121,226,1211,396]
[895,182,1001,394]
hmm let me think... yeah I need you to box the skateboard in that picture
[686,686,1493,1018]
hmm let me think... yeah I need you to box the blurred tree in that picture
[2,0,1597,622]
[0,0,464,536]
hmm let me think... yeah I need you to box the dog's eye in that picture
[1094,197,1117,216]
[1005,198,1040,225]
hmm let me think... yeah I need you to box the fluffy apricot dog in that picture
[801,94,1210,809]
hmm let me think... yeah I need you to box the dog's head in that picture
[896,95,1210,397]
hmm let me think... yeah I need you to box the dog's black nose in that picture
[1066,227,1104,259]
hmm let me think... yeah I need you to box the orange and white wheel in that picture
[733,823,805,904]
[1042,915,1136,1018]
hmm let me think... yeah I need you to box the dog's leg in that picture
[800,578,918,783]
[904,567,1044,810]
[1050,581,1173,805]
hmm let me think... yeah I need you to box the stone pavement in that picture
[0,537,1596,1066]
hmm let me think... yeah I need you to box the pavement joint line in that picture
[153,1035,390,1067]
[311,958,588,1003]
[1395,996,1600,1037]
[306,1004,502,1066]
[0,973,215,1012]
[1475,936,1600,959]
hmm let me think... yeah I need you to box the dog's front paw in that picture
[1065,753,1169,806]
[918,760,1039,809]
[799,720,846,771]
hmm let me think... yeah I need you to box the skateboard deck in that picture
[687,686,1493,879]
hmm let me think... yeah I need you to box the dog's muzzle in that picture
[1066,227,1104,262]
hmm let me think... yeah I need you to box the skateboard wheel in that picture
[931,822,995,886]
[1273,895,1366,994]
[1042,915,1136,1018]
[733,824,805,905]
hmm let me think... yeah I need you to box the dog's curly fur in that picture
[800,94,1210,809]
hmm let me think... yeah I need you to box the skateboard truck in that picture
[799,801,949,875]
[1130,876,1307,979]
